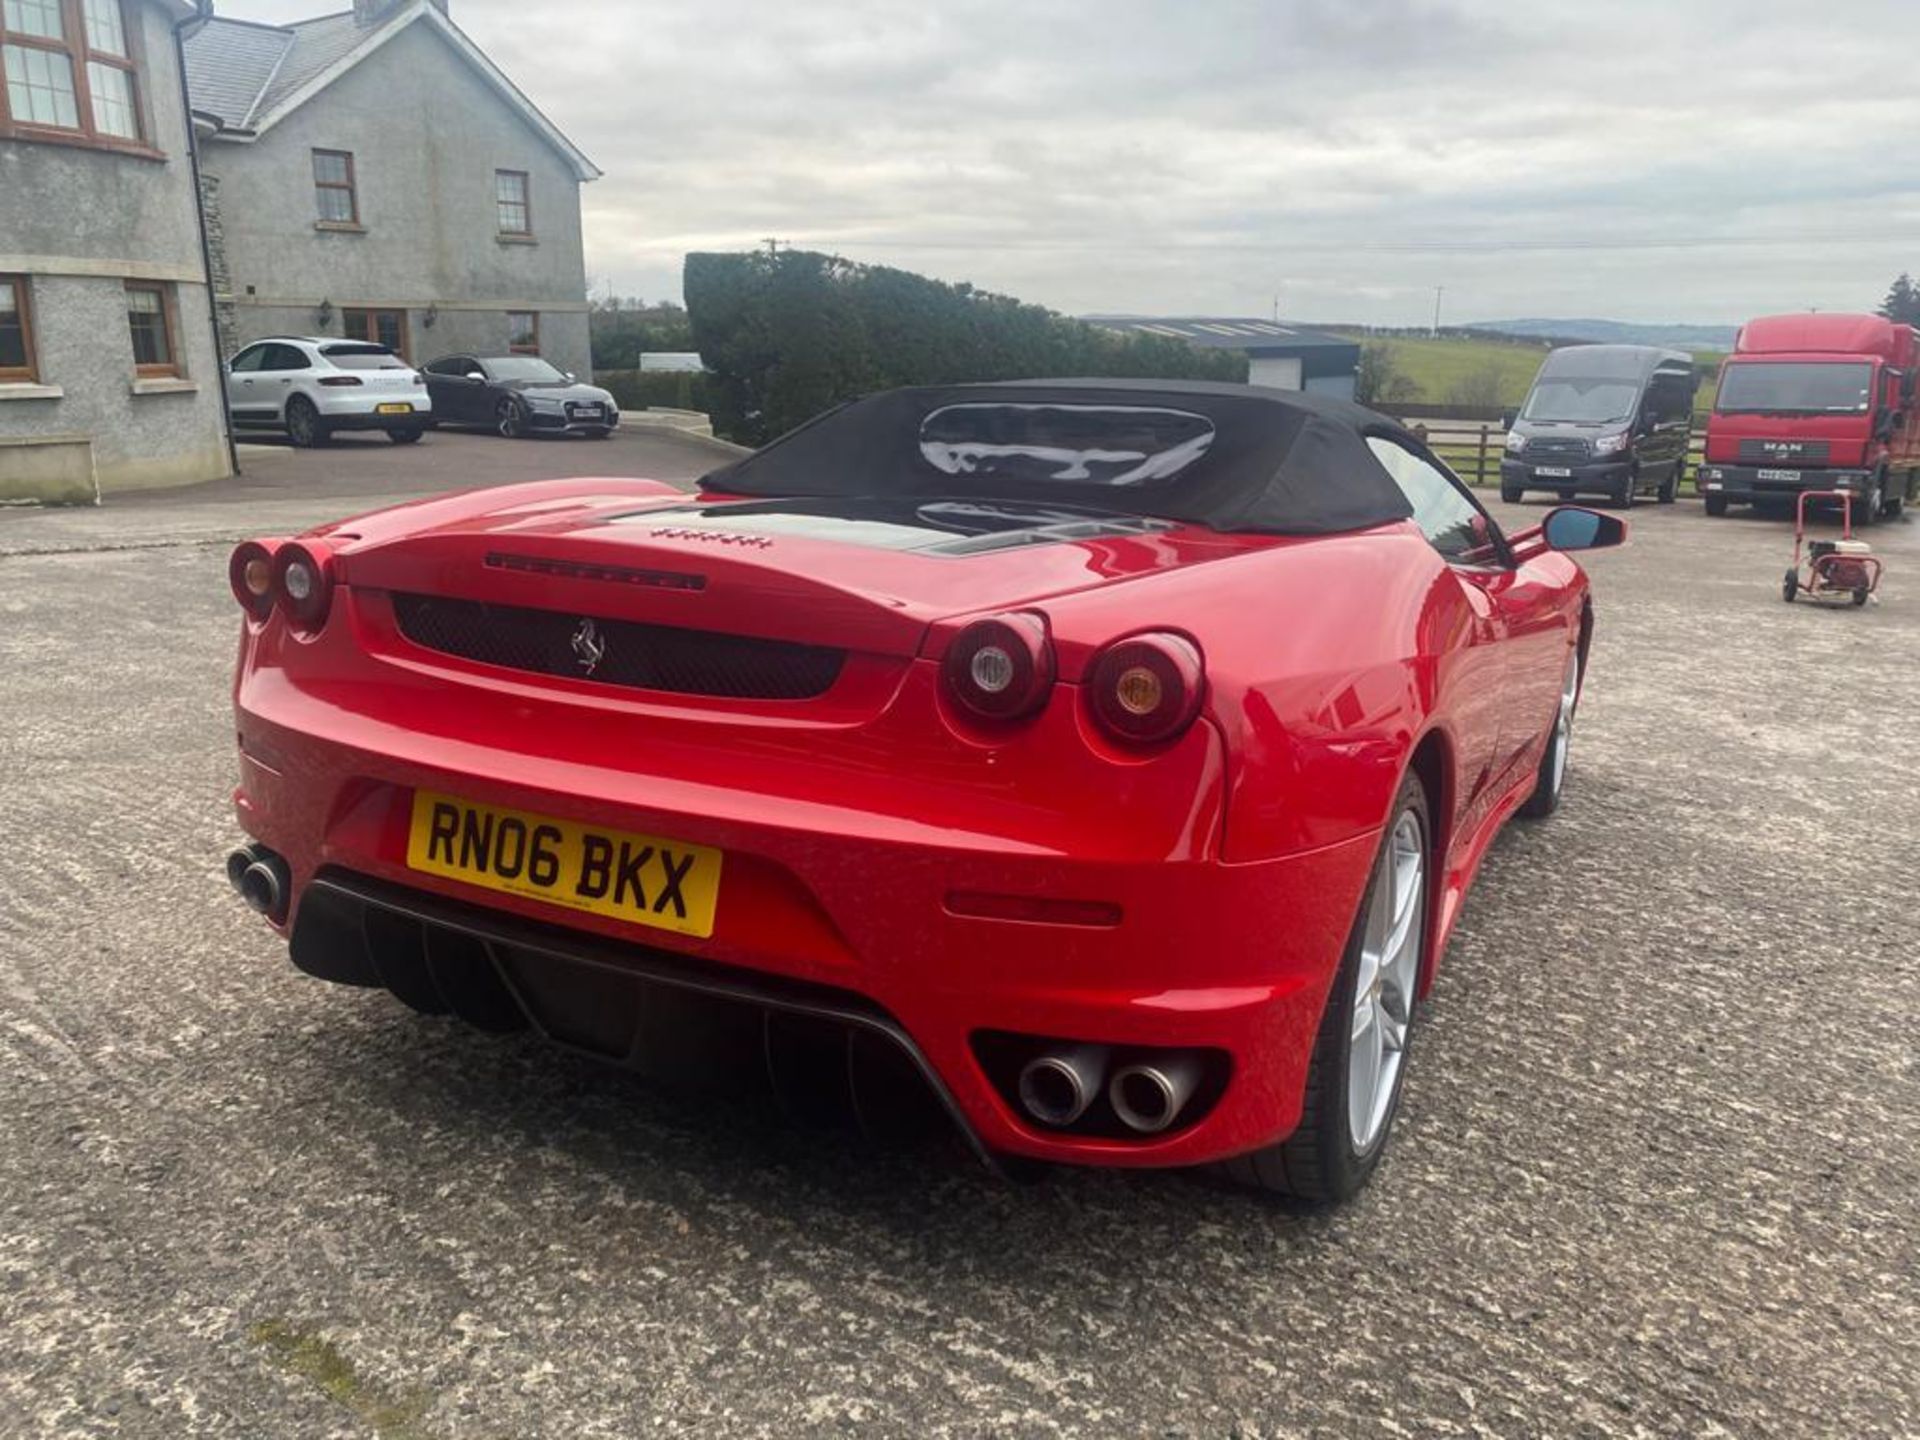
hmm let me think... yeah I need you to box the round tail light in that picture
[273,540,335,632]
[1088,633,1204,745]
[943,614,1055,722]
[228,540,281,620]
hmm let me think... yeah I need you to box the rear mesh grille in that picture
[390,593,846,699]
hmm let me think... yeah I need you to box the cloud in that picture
[211,0,1920,324]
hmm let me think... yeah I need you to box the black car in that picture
[1500,345,1697,508]
[422,354,619,438]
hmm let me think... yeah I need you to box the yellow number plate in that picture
[377,402,413,415]
[406,790,723,939]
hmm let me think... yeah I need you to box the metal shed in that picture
[1090,317,1361,400]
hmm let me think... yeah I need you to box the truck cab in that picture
[1697,314,1920,522]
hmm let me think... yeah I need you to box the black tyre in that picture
[285,396,329,448]
[1782,569,1799,603]
[496,396,529,439]
[1856,475,1885,527]
[388,427,424,445]
[1500,484,1524,504]
[1657,460,1679,504]
[1215,774,1430,1205]
[1614,467,1637,508]
[1520,647,1581,820]
[1852,587,1870,608]
[1704,493,1729,517]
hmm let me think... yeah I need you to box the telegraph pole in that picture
[1431,286,1444,338]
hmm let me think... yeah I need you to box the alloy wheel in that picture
[1348,808,1425,1153]
[1549,651,1577,797]
[497,398,525,439]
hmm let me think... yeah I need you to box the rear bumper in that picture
[233,652,1379,1170]
[319,405,432,432]
[1696,465,1876,501]
[290,868,1006,1168]
[1500,458,1630,494]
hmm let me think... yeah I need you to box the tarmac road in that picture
[2,452,1916,1438]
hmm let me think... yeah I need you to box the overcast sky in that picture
[213,0,1919,327]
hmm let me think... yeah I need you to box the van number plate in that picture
[1534,466,1572,478]
[1757,468,1800,482]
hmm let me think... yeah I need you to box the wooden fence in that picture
[1419,421,1710,493]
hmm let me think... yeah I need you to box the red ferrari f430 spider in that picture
[225,380,1623,1203]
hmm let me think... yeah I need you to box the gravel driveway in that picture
[1,469,1914,1438]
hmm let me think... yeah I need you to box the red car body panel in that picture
[231,472,1590,1169]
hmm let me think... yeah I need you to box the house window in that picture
[341,307,408,359]
[507,311,539,355]
[5,0,65,38]
[125,281,177,376]
[1,275,37,381]
[495,169,531,236]
[312,148,359,225]
[79,0,119,51]
[0,0,145,146]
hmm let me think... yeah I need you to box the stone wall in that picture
[198,168,238,364]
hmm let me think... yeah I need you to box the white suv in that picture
[225,337,433,447]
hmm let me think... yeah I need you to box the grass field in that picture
[1329,330,1725,411]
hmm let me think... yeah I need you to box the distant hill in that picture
[1467,318,1738,351]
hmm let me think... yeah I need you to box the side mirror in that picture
[1543,506,1627,553]
[565,372,578,383]
[1500,408,1518,430]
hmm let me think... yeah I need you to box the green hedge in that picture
[683,250,1246,446]
[596,369,711,414]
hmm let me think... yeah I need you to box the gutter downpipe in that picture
[175,0,241,477]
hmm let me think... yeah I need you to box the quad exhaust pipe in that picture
[228,843,291,923]
[1108,1055,1203,1135]
[1016,1044,1110,1128]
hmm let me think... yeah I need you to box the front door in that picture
[341,308,409,360]
[1366,436,1519,831]
[229,342,308,425]
[226,342,274,423]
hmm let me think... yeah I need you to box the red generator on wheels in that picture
[1783,490,1882,606]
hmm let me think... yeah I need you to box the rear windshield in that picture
[1716,361,1873,415]
[1521,378,1641,425]
[321,344,408,371]
[917,403,1215,486]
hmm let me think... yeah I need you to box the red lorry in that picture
[1697,313,1920,522]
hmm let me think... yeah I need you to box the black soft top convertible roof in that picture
[701,379,1420,536]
